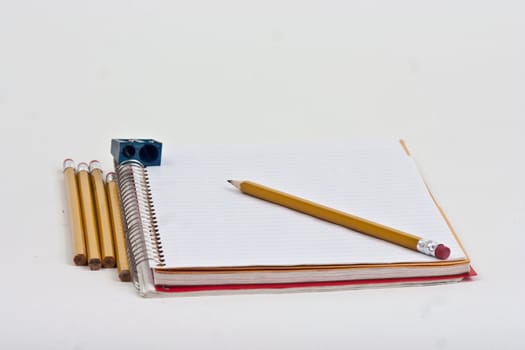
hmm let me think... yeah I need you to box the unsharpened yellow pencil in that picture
[227,180,451,260]
[89,160,116,268]
[63,159,87,266]
[106,172,131,282]
[77,162,102,270]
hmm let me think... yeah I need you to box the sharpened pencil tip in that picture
[227,180,242,189]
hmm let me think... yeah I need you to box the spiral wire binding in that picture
[116,161,165,285]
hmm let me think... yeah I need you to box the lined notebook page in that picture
[147,141,466,268]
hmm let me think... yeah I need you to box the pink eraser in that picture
[435,244,451,260]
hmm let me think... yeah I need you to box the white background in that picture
[1,0,524,349]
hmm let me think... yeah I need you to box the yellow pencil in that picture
[62,159,87,266]
[89,161,116,268]
[77,162,102,270]
[106,172,131,282]
[227,180,451,260]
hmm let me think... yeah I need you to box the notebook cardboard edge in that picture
[399,139,471,265]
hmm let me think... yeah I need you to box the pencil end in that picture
[73,253,87,266]
[102,256,116,268]
[88,258,101,271]
[119,270,131,282]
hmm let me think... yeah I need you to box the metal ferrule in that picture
[416,239,440,257]
[89,160,103,173]
[106,172,116,183]
[63,158,76,172]
[77,162,89,173]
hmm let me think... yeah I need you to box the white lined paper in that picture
[147,141,466,268]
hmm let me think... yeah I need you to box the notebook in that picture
[115,140,473,297]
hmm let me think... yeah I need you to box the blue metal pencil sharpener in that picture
[111,139,163,166]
